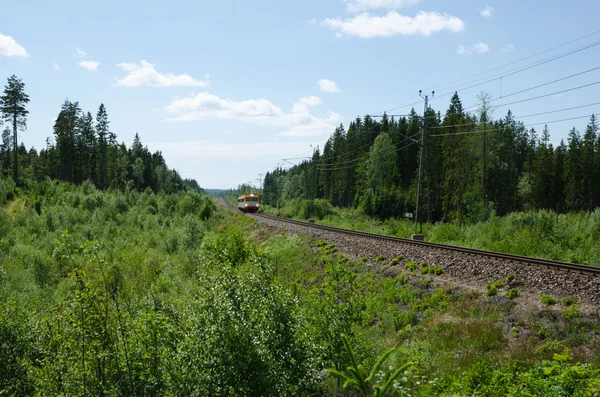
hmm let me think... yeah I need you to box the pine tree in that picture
[0,75,30,184]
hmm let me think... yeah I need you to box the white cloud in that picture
[318,79,341,93]
[115,60,209,87]
[306,18,317,24]
[0,33,28,57]
[344,0,421,13]
[164,92,341,137]
[75,48,86,57]
[480,3,494,17]
[322,11,465,38]
[503,44,515,52]
[457,42,489,56]
[78,60,100,71]
[53,63,61,70]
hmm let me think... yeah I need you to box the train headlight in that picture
[245,204,248,207]
[256,204,259,207]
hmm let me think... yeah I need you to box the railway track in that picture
[251,213,600,277]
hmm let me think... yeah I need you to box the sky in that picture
[1,0,600,189]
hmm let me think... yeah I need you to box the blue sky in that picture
[1,0,600,189]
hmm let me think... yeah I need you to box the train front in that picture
[241,193,260,213]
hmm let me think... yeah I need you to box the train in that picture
[237,193,260,213]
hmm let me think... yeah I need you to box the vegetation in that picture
[506,288,519,299]
[542,295,558,305]
[2,180,600,395]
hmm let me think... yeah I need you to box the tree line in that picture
[0,75,199,193]
[262,92,599,223]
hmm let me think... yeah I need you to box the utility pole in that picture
[309,145,318,221]
[258,173,264,192]
[414,90,434,239]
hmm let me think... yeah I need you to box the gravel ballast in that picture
[248,214,600,315]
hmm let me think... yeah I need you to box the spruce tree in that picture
[581,114,598,211]
[96,104,109,188]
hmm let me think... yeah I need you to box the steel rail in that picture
[251,213,600,277]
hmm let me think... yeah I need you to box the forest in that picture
[0,75,198,195]
[260,93,600,225]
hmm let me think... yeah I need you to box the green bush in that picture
[561,296,577,306]
[389,255,403,266]
[299,198,334,220]
[541,295,557,305]
[485,284,497,296]
[506,288,518,299]
[405,261,417,271]
[376,255,385,262]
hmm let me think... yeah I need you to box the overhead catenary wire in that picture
[463,80,600,112]
[429,113,598,137]
[431,102,600,130]
[316,132,422,172]
[430,40,600,103]
[422,28,600,93]
[383,29,600,113]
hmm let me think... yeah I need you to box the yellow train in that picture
[237,193,260,213]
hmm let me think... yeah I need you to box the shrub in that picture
[485,284,497,297]
[405,261,417,271]
[493,280,505,289]
[562,303,581,321]
[299,198,334,220]
[389,256,403,266]
[429,266,444,275]
[376,255,385,262]
[316,240,327,247]
[561,297,577,306]
[541,295,557,305]
[505,274,516,283]
[506,288,518,299]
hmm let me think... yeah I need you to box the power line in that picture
[431,40,600,102]
[489,65,600,101]
[464,80,600,112]
[430,113,598,137]
[424,28,600,92]
[512,102,600,119]
[316,132,422,172]
[383,29,600,113]
[431,102,600,130]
